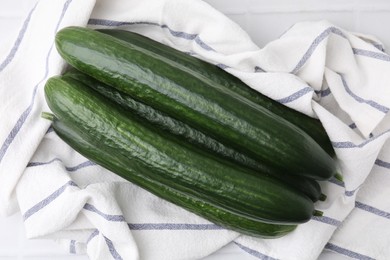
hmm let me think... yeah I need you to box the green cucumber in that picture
[98,29,334,157]
[55,26,337,180]
[64,69,325,202]
[45,117,297,238]
[44,75,318,225]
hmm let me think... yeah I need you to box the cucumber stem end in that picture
[334,172,343,182]
[41,112,55,121]
[319,193,327,201]
[313,210,323,217]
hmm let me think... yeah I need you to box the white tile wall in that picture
[204,0,390,48]
[3,0,390,49]
[1,0,389,259]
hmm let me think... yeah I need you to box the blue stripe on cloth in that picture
[254,66,265,72]
[355,201,390,219]
[276,87,313,104]
[234,242,277,260]
[374,158,390,169]
[327,178,357,197]
[70,240,76,254]
[216,63,230,69]
[328,177,345,187]
[128,223,224,230]
[372,43,385,52]
[104,236,123,260]
[291,27,347,74]
[27,158,96,172]
[332,127,390,149]
[345,189,357,197]
[315,87,332,98]
[352,48,390,62]
[160,24,197,40]
[332,140,361,149]
[0,0,73,164]
[0,84,40,163]
[349,122,357,129]
[325,243,375,260]
[87,229,99,244]
[0,3,38,73]
[66,160,96,171]
[23,180,78,221]
[45,125,54,134]
[291,26,390,74]
[194,36,214,51]
[86,230,123,260]
[88,18,214,51]
[83,203,126,222]
[339,74,389,113]
[27,158,62,167]
[88,19,159,27]
[311,215,342,227]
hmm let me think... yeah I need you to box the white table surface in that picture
[2,0,389,259]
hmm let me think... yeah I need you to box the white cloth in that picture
[1,0,390,259]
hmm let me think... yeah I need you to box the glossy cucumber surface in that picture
[64,69,324,202]
[50,118,297,238]
[44,75,316,225]
[55,26,337,180]
[98,28,334,157]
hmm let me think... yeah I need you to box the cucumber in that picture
[64,69,325,202]
[55,26,337,180]
[44,75,318,225]
[46,117,297,238]
[98,29,334,157]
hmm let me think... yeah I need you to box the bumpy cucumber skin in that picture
[50,118,297,238]
[64,69,323,202]
[55,27,337,180]
[44,76,316,225]
[98,29,335,157]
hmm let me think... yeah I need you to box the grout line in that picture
[205,1,390,15]
[246,3,390,14]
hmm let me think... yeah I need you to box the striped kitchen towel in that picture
[1,0,390,259]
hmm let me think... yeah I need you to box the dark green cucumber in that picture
[46,117,297,238]
[55,26,337,180]
[64,69,325,202]
[44,75,317,224]
[98,29,334,157]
